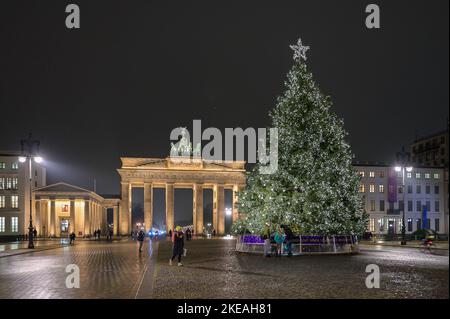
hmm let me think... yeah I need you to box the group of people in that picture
[92,229,102,240]
[263,223,295,257]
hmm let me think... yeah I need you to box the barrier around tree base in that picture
[235,235,359,255]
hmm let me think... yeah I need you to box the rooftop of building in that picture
[412,128,449,144]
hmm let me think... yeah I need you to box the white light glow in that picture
[406,167,413,172]
[18,156,27,163]
[225,207,232,216]
[394,166,401,172]
[34,156,43,163]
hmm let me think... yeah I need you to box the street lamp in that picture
[395,147,413,246]
[19,133,43,249]
[225,207,232,216]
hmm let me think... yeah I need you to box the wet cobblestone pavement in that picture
[0,238,447,299]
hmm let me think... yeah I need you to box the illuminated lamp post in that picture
[18,133,43,249]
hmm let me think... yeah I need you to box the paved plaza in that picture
[0,238,448,299]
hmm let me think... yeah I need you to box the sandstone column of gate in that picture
[217,184,225,235]
[166,183,174,233]
[193,183,203,234]
[120,182,131,235]
[212,184,218,233]
[144,183,153,233]
[113,205,118,236]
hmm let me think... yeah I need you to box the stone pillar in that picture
[35,200,41,236]
[40,200,47,238]
[212,185,218,233]
[69,199,75,234]
[84,200,90,236]
[50,200,56,237]
[217,184,225,235]
[144,183,153,233]
[113,205,118,236]
[165,183,174,234]
[120,182,131,235]
[193,183,203,235]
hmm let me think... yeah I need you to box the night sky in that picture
[0,1,448,224]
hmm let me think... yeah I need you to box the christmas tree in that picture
[233,38,367,236]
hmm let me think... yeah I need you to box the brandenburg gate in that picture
[117,157,246,236]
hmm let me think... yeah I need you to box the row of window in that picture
[0,162,19,170]
[0,195,19,208]
[0,216,19,232]
[368,218,440,232]
[359,171,440,179]
[368,199,440,212]
[359,184,440,195]
[0,177,19,190]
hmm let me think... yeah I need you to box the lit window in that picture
[433,173,439,179]
[369,184,375,193]
[12,178,18,190]
[369,171,375,178]
[11,162,18,170]
[0,196,5,208]
[379,185,384,193]
[368,218,375,232]
[11,195,19,208]
[0,217,5,232]
[11,217,18,232]
[379,171,384,178]
[425,173,430,179]
[415,173,421,179]
[359,171,365,178]
[0,178,4,190]
[0,162,5,169]
[6,178,12,190]
[406,172,412,178]
[359,184,365,193]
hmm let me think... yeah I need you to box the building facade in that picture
[409,129,449,236]
[354,163,447,236]
[0,152,46,240]
[33,182,120,238]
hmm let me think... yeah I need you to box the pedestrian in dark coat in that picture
[280,225,294,256]
[169,226,184,266]
[137,229,145,252]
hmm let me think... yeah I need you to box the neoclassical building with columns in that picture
[33,183,120,238]
[117,157,246,236]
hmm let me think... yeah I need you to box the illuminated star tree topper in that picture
[290,37,310,62]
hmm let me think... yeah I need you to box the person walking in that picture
[137,229,145,252]
[169,226,185,266]
[274,228,285,257]
[33,228,38,241]
[69,232,75,245]
[263,223,272,257]
[281,225,294,257]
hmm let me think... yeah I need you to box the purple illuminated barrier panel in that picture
[240,235,264,244]
[240,235,357,245]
